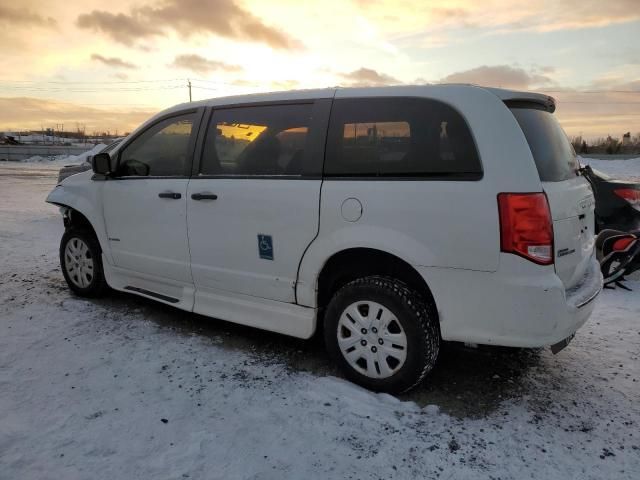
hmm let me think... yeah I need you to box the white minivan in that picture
[47,85,602,393]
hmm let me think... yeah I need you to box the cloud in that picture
[340,67,400,87]
[440,65,552,89]
[0,97,155,134]
[521,0,640,32]
[590,76,640,93]
[170,54,242,74]
[356,0,640,45]
[429,7,470,22]
[91,54,137,69]
[76,11,162,47]
[271,80,299,90]
[0,5,56,28]
[551,89,640,140]
[76,0,300,49]
[434,65,640,139]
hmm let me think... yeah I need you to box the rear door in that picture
[187,100,330,303]
[509,105,595,289]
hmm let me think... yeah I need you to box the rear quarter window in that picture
[509,105,578,182]
[324,97,482,178]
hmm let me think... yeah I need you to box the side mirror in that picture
[91,153,111,175]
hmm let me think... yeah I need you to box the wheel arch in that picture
[315,247,438,314]
[60,206,94,232]
[47,184,112,263]
[53,203,111,256]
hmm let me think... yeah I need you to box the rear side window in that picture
[509,105,578,182]
[324,97,481,178]
[200,104,312,176]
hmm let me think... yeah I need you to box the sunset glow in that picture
[0,0,638,139]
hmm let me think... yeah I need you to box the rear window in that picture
[509,105,578,182]
[324,97,482,178]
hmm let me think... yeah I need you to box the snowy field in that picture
[12,143,107,166]
[579,156,640,182]
[0,162,639,479]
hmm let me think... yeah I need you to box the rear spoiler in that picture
[482,87,556,113]
[503,99,556,113]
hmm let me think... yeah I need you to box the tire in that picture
[324,276,440,394]
[60,228,108,297]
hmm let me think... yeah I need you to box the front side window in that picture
[325,97,481,178]
[102,139,122,154]
[118,113,195,177]
[200,104,312,176]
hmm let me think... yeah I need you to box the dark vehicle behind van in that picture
[581,165,640,232]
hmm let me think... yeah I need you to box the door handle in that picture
[191,193,218,201]
[158,192,182,199]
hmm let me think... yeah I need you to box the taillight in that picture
[498,193,554,265]
[612,237,636,252]
[614,188,640,211]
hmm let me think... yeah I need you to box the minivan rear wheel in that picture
[324,276,439,394]
[60,228,108,297]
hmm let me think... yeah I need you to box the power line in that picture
[190,78,256,85]
[559,101,640,105]
[69,103,159,107]
[0,78,251,87]
[558,113,640,116]
[190,86,221,91]
[0,85,185,93]
[0,78,186,85]
[0,79,638,92]
[544,90,640,94]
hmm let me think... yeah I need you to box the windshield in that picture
[510,106,578,182]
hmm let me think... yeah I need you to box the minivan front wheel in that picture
[60,228,108,297]
[324,276,439,394]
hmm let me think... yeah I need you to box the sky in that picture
[0,0,638,139]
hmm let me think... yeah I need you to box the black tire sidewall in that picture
[324,276,438,393]
[60,228,107,297]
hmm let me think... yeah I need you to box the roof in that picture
[132,83,555,138]
[150,83,556,131]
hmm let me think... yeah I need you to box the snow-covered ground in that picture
[17,143,107,166]
[0,163,639,479]
[579,156,640,181]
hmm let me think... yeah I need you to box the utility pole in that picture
[188,79,192,102]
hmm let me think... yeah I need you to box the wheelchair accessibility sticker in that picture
[258,234,274,260]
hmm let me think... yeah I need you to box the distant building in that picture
[622,132,631,146]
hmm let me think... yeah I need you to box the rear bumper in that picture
[418,255,603,348]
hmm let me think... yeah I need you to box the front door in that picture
[187,100,330,303]
[102,111,201,285]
